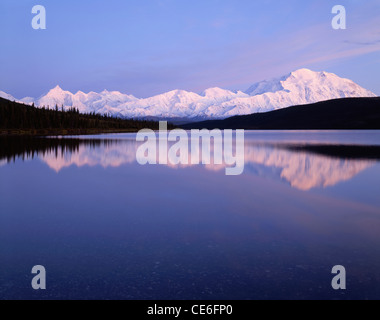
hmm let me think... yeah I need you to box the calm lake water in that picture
[1,131,380,300]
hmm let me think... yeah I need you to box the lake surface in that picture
[1,131,380,300]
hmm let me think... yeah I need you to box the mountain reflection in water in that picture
[1,134,379,191]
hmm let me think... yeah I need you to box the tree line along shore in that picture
[0,97,165,135]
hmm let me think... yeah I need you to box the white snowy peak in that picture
[0,91,17,101]
[1,69,376,120]
[37,85,74,108]
[246,69,374,98]
[221,69,376,118]
[34,86,138,114]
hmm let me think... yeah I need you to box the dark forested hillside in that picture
[182,97,380,130]
[0,97,163,135]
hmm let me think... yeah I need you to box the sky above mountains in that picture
[1,0,379,98]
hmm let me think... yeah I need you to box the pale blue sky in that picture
[0,0,379,98]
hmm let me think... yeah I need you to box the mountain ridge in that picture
[0,69,376,121]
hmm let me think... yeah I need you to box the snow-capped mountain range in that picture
[0,69,376,121]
